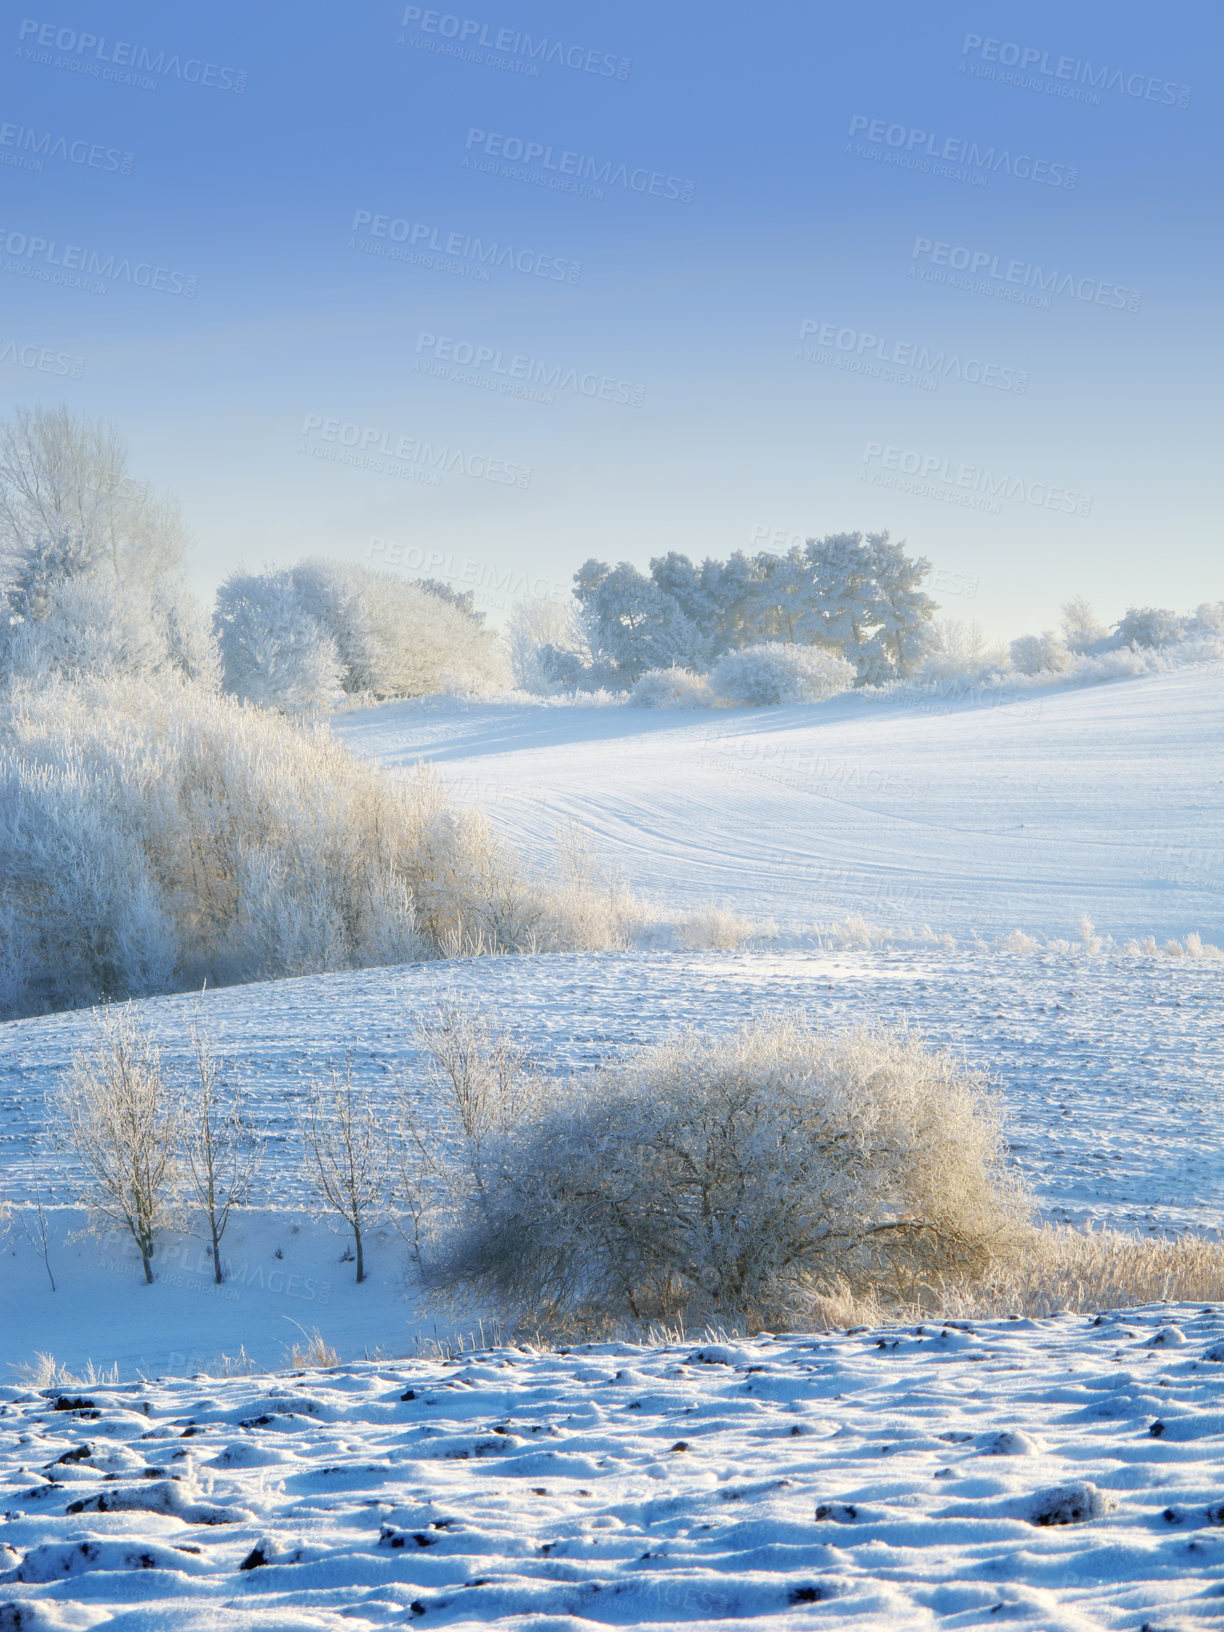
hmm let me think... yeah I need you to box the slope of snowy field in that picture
[3,946,1222,1378]
[4,1308,1224,1631]
[332,666,1224,942]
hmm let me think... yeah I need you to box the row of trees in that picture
[3,403,1219,708]
[48,1006,414,1287]
[540,534,939,689]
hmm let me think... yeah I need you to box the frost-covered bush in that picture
[912,620,1006,685]
[1009,631,1074,677]
[1189,601,1224,635]
[673,907,757,949]
[439,1019,1028,1328]
[1115,606,1185,648]
[629,667,715,708]
[1060,595,1109,655]
[215,560,509,711]
[710,643,854,706]
[213,570,342,712]
[0,677,629,1020]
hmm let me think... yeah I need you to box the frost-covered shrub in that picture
[1115,606,1184,648]
[215,560,508,710]
[0,677,630,1020]
[710,643,854,706]
[629,667,715,708]
[674,907,757,949]
[1009,632,1074,676]
[1072,645,1156,682]
[439,1019,1028,1328]
[1189,601,1224,635]
[1060,595,1109,655]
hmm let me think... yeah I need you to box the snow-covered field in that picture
[3,944,1222,1379]
[3,667,1223,1627]
[333,667,1224,943]
[5,1308,1224,1631]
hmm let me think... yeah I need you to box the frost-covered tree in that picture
[412,578,484,623]
[1009,631,1074,675]
[301,1066,390,1284]
[0,406,187,598]
[1115,606,1185,648]
[506,593,591,693]
[0,406,209,685]
[913,620,1006,684]
[1189,601,1224,635]
[214,569,342,712]
[54,1008,182,1285]
[579,532,938,686]
[1060,594,1109,655]
[182,1025,263,1284]
[573,558,708,682]
[216,560,507,709]
[803,532,937,683]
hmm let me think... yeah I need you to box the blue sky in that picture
[1,0,1218,636]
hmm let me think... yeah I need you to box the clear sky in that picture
[0,0,1218,637]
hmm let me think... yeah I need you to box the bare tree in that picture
[414,1002,535,1176]
[182,1023,264,1283]
[387,1003,537,1269]
[0,404,187,613]
[53,1008,181,1284]
[300,1065,389,1284]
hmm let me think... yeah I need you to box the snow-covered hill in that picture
[4,1308,1224,1631]
[333,666,1224,943]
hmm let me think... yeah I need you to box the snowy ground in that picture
[333,666,1224,944]
[4,1308,1224,1631]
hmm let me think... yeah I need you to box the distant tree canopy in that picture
[545,533,938,689]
